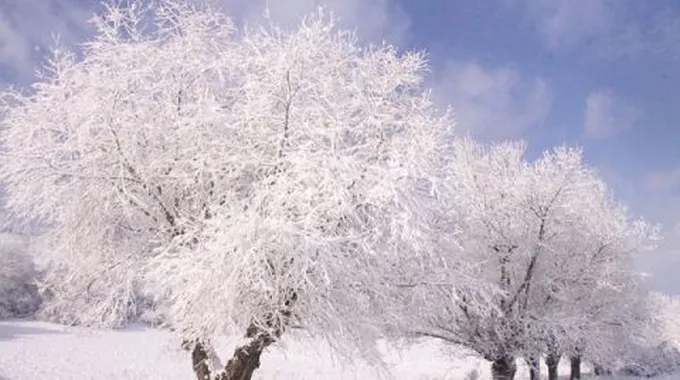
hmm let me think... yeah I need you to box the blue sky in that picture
[1,0,679,292]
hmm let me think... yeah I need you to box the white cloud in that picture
[520,0,614,51]
[432,61,553,141]
[0,0,96,83]
[645,170,680,193]
[583,90,640,139]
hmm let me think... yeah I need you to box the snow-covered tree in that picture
[406,139,531,380]
[408,138,657,380]
[519,147,656,380]
[0,2,459,379]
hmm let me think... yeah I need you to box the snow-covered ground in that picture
[0,320,675,380]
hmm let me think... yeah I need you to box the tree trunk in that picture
[191,324,275,380]
[546,352,560,380]
[190,290,297,380]
[526,356,540,380]
[569,355,581,380]
[491,356,516,380]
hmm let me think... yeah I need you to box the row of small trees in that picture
[0,2,658,380]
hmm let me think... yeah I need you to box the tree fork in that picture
[191,325,274,380]
[191,291,297,380]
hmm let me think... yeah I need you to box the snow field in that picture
[2,320,662,380]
